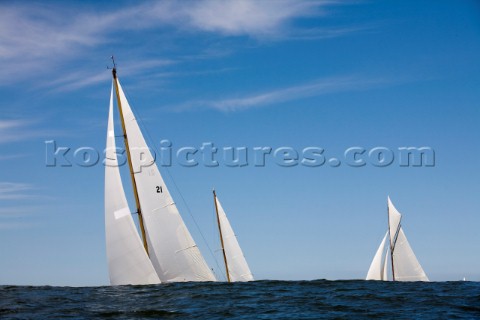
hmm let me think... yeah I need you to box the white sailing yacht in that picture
[104,63,216,285]
[366,197,429,281]
[213,190,254,282]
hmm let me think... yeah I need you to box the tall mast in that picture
[111,58,149,256]
[213,189,231,282]
[387,201,395,281]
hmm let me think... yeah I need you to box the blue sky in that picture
[0,0,479,286]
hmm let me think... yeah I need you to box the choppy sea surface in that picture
[1,280,479,319]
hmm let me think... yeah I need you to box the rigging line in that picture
[391,221,401,254]
[120,84,224,276]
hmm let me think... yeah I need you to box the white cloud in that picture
[0,119,36,144]
[0,185,49,229]
[176,75,393,112]
[0,119,31,130]
[0,1,347,85]
[0,206,38,217]
[182,0,324,37]
[43,58,176,92]
[0,221,38,230]
[0,119,63,144]
[0,182,34,200]
[0,184,44,229]
[0,154,29,161]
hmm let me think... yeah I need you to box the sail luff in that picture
[213,189,231,282]
[104,84,160,285]
[387,198,395,281]
[382,248,389,280]
[112,68,149,256]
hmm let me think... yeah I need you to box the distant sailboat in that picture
[213,190,254,282]
[105,61,216,285]
[366,197,429,281]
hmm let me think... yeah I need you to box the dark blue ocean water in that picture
[1,280,479,319]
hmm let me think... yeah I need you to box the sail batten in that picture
[104,84,160,286]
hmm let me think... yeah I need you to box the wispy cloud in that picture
[175,75,394,112]
[0,1,353,86]
[177,0,326,37]
[0,182,34,200]
[42,58,176,92]
[0,221,38,230]
[0,154,29,161]
[0,119,36,144]
[0,184,47,229]
[0,119,62,144]
[285,24,378,41]
[0,206,38,217]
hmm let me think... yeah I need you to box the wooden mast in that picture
[388,201,395,281]
[111,58,149,256]
[213,189,231,282]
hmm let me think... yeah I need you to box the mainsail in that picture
[107,68,216,283]
[366,197,428,281]
[214,191,254,282]
[104,86,161,285]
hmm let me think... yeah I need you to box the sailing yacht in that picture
[366,197,429,281]
[213,190,254,282]
[104,63,216,285]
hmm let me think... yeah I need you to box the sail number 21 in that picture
[156,186,163,193]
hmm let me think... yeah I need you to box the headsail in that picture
[383,248,389,280]
[104,85,160,285]
[214,193,254,282]
[366,232,388,280]
[114,79,216,282]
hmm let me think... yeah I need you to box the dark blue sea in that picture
[1,280,479,319]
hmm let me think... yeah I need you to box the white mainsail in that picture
[104,85,161,286]
[366,197,428,281]
[114,79,216,282]
[215,195,254,282]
